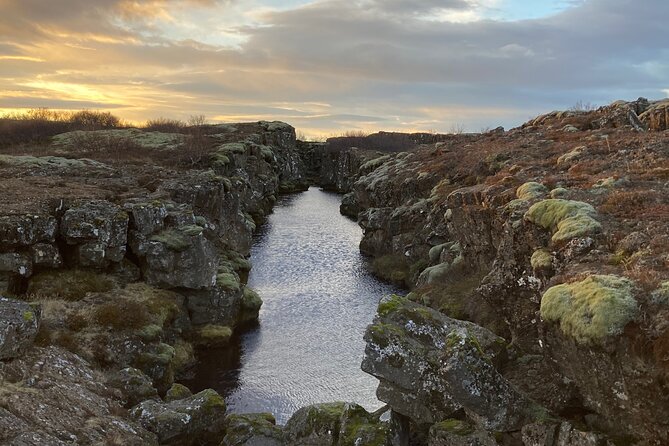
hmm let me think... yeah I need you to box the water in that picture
[182,187,398,424]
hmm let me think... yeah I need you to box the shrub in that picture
[94,299,151,330]
[144,117,186,133]
[540,275,638,345]
[28,269,115,301]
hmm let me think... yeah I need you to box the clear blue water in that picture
[183,187,398,424]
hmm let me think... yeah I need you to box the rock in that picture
[132,225,217,289]
[0,252,32,277]
[165,383,192,402]
[185,284,243,326]
[362,295,531,431]
[521,421,611,446]
[125,200,169,235]
[61,200,129,266]
[0,346,156,445]
[429,419,498,446]
[108,367,160,407]
[222,413,287,446]
[0,214,57,248]
[0,297,40,359]
[131,388,227,445]
[30,243,63,268]
[284,402,389,446]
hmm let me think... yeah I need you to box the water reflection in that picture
[181,188,398,424]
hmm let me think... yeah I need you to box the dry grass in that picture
[93,299,151,330]
[28,270,116,301]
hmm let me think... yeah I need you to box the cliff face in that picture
[325,99,669,444]
[0,121,310,443]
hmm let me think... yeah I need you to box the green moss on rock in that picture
[540,275,638,344]
[216,272,241,293]
[516,182,548,200]
[194,324,232,347]
[530,249,553,270]
[378,294,409,317]
[432,419,475,436]
[525,199,602,243]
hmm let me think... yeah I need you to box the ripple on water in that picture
[180,188,399,424]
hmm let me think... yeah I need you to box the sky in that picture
[0,0,667,138]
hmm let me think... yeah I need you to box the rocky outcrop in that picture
[130,388,227,445]
[0,346,157,445]
[0,297,39,359]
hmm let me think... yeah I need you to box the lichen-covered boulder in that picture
[131,224,217,289]
[125,200,169,235]
[30,243,63,268]
[165,383,192,402]
[0,297,40,359]
[0,252,32,277]
[524,199,601,244]
[222,413,287,446]
[60,200,129,266]
[429,419,498,446]
[186,282,242,326]
[131,388,227,445]
[0,214,57,248]
[362,295,532,431]
[284,402,389,446]
[108,367,160,407]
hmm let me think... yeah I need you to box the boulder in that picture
[60,200,129,266]
[108,367,160,407]
[0,214,57,248]
[131,225,217,289]
[131,388,227,445]
[521,422,611,446]
[362,295,532,431]
[284,402,389,446]
[222,413,287,446]
[0,297,40,359]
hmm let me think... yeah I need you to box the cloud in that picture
[0,0,667,136]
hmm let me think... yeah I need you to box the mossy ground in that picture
[540,275,638,344]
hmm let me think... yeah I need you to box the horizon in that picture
[1,0,668,139]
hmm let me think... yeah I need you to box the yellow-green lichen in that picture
[525,199,601,243]
[432,419,475,436]
[516,182,548,200]
[540,275,638,344]
[378,294,409,317]
[195,324,233,347]
[530,249,553,270]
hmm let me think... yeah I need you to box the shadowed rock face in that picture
[362,295,532,432]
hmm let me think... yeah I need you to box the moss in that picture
[516,182,548,200]
[216,272,241,293]
[139,324,163,341]
[361,155,391,172]
[150,229,191,251]
[22,310,34,322]
[165,383,192,402]
[432,419,475,436]
[211,153,230,168]
[550,187,569,198]
[651,282,669,305]
[241,287,262,311]
[172,340,194,371]
[525,199,602,243]
[179,224,203,237]
[378,294,409,317]
[28,269,115,301]
[530,249,553,270]
[194,216,207,226]
[260,145,274,162]
[195,324,233,347]
[218,142,246,154]
[540,275,638,344]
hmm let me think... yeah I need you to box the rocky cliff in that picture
[326,98,668,445]
[0,120,311,443]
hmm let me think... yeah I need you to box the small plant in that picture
[28,270,115,301]
[94,299,151,330]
